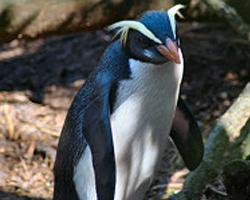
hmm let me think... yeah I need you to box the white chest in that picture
[111,58,183,153]
[110,58,183,199]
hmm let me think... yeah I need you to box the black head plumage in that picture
[108,8,183,64]
[139,11,176,42]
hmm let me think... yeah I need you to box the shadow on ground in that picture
[0,31,110,103]
[0,190,45,200]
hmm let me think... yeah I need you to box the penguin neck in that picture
[128,57,183,98]
[128,49,184,91]
[128,58,183,82]
[112,52,184,112]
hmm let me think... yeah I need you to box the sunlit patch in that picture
[168,4,185,39]
[108,20,162,45]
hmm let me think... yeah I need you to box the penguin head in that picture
[108,5,184,64]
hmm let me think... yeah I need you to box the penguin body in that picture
[74,54,183,200]
[54,6,203,200]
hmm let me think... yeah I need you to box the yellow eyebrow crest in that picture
[108,20,162,45]
[108,5,185,44]
[168,4,185,19]
[167,4,185,39]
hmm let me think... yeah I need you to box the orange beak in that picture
[157,38,181,64]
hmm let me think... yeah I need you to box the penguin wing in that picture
[170,97,204,170]
[54,72,116,200]
[82,73,116,200]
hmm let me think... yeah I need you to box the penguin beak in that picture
[157,38,181,64]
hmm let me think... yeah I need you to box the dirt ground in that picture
[0,22,249,200]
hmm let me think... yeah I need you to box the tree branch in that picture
[203,0,250,41]
[170,82,250,200]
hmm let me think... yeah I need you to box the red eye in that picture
[138,37,148,48]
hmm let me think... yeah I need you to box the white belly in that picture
[74,57,183,200]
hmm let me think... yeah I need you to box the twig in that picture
[3,104,15,139]
[205,184,228,197]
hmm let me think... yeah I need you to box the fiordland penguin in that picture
[53,5,204,200]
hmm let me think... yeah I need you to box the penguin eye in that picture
[138,37,156,49]
[138,37,149,48]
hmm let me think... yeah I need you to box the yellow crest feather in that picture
[167,4,185,39]
[168,4,185,19]
[108,20,162,45]
[108,5,185,44]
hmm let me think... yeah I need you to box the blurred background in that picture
[0,0,249,200]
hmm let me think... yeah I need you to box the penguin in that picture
[53,5,204,200]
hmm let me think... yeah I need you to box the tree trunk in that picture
[1,0,250,43]
[0,0,173,43]
[170,82,250,200]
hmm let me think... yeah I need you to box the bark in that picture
[224,0,250,24]
[1,0,249,43]
[170,82,250,200]
[186,0,250,40]
[203,0,250,41]
[0,0,173,43]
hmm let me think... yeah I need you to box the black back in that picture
[53,41,130,200]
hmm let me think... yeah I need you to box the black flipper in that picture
[170,97,204,170]
[54,41,130,200]
[53,75,116,200]
[83,72,116,200]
